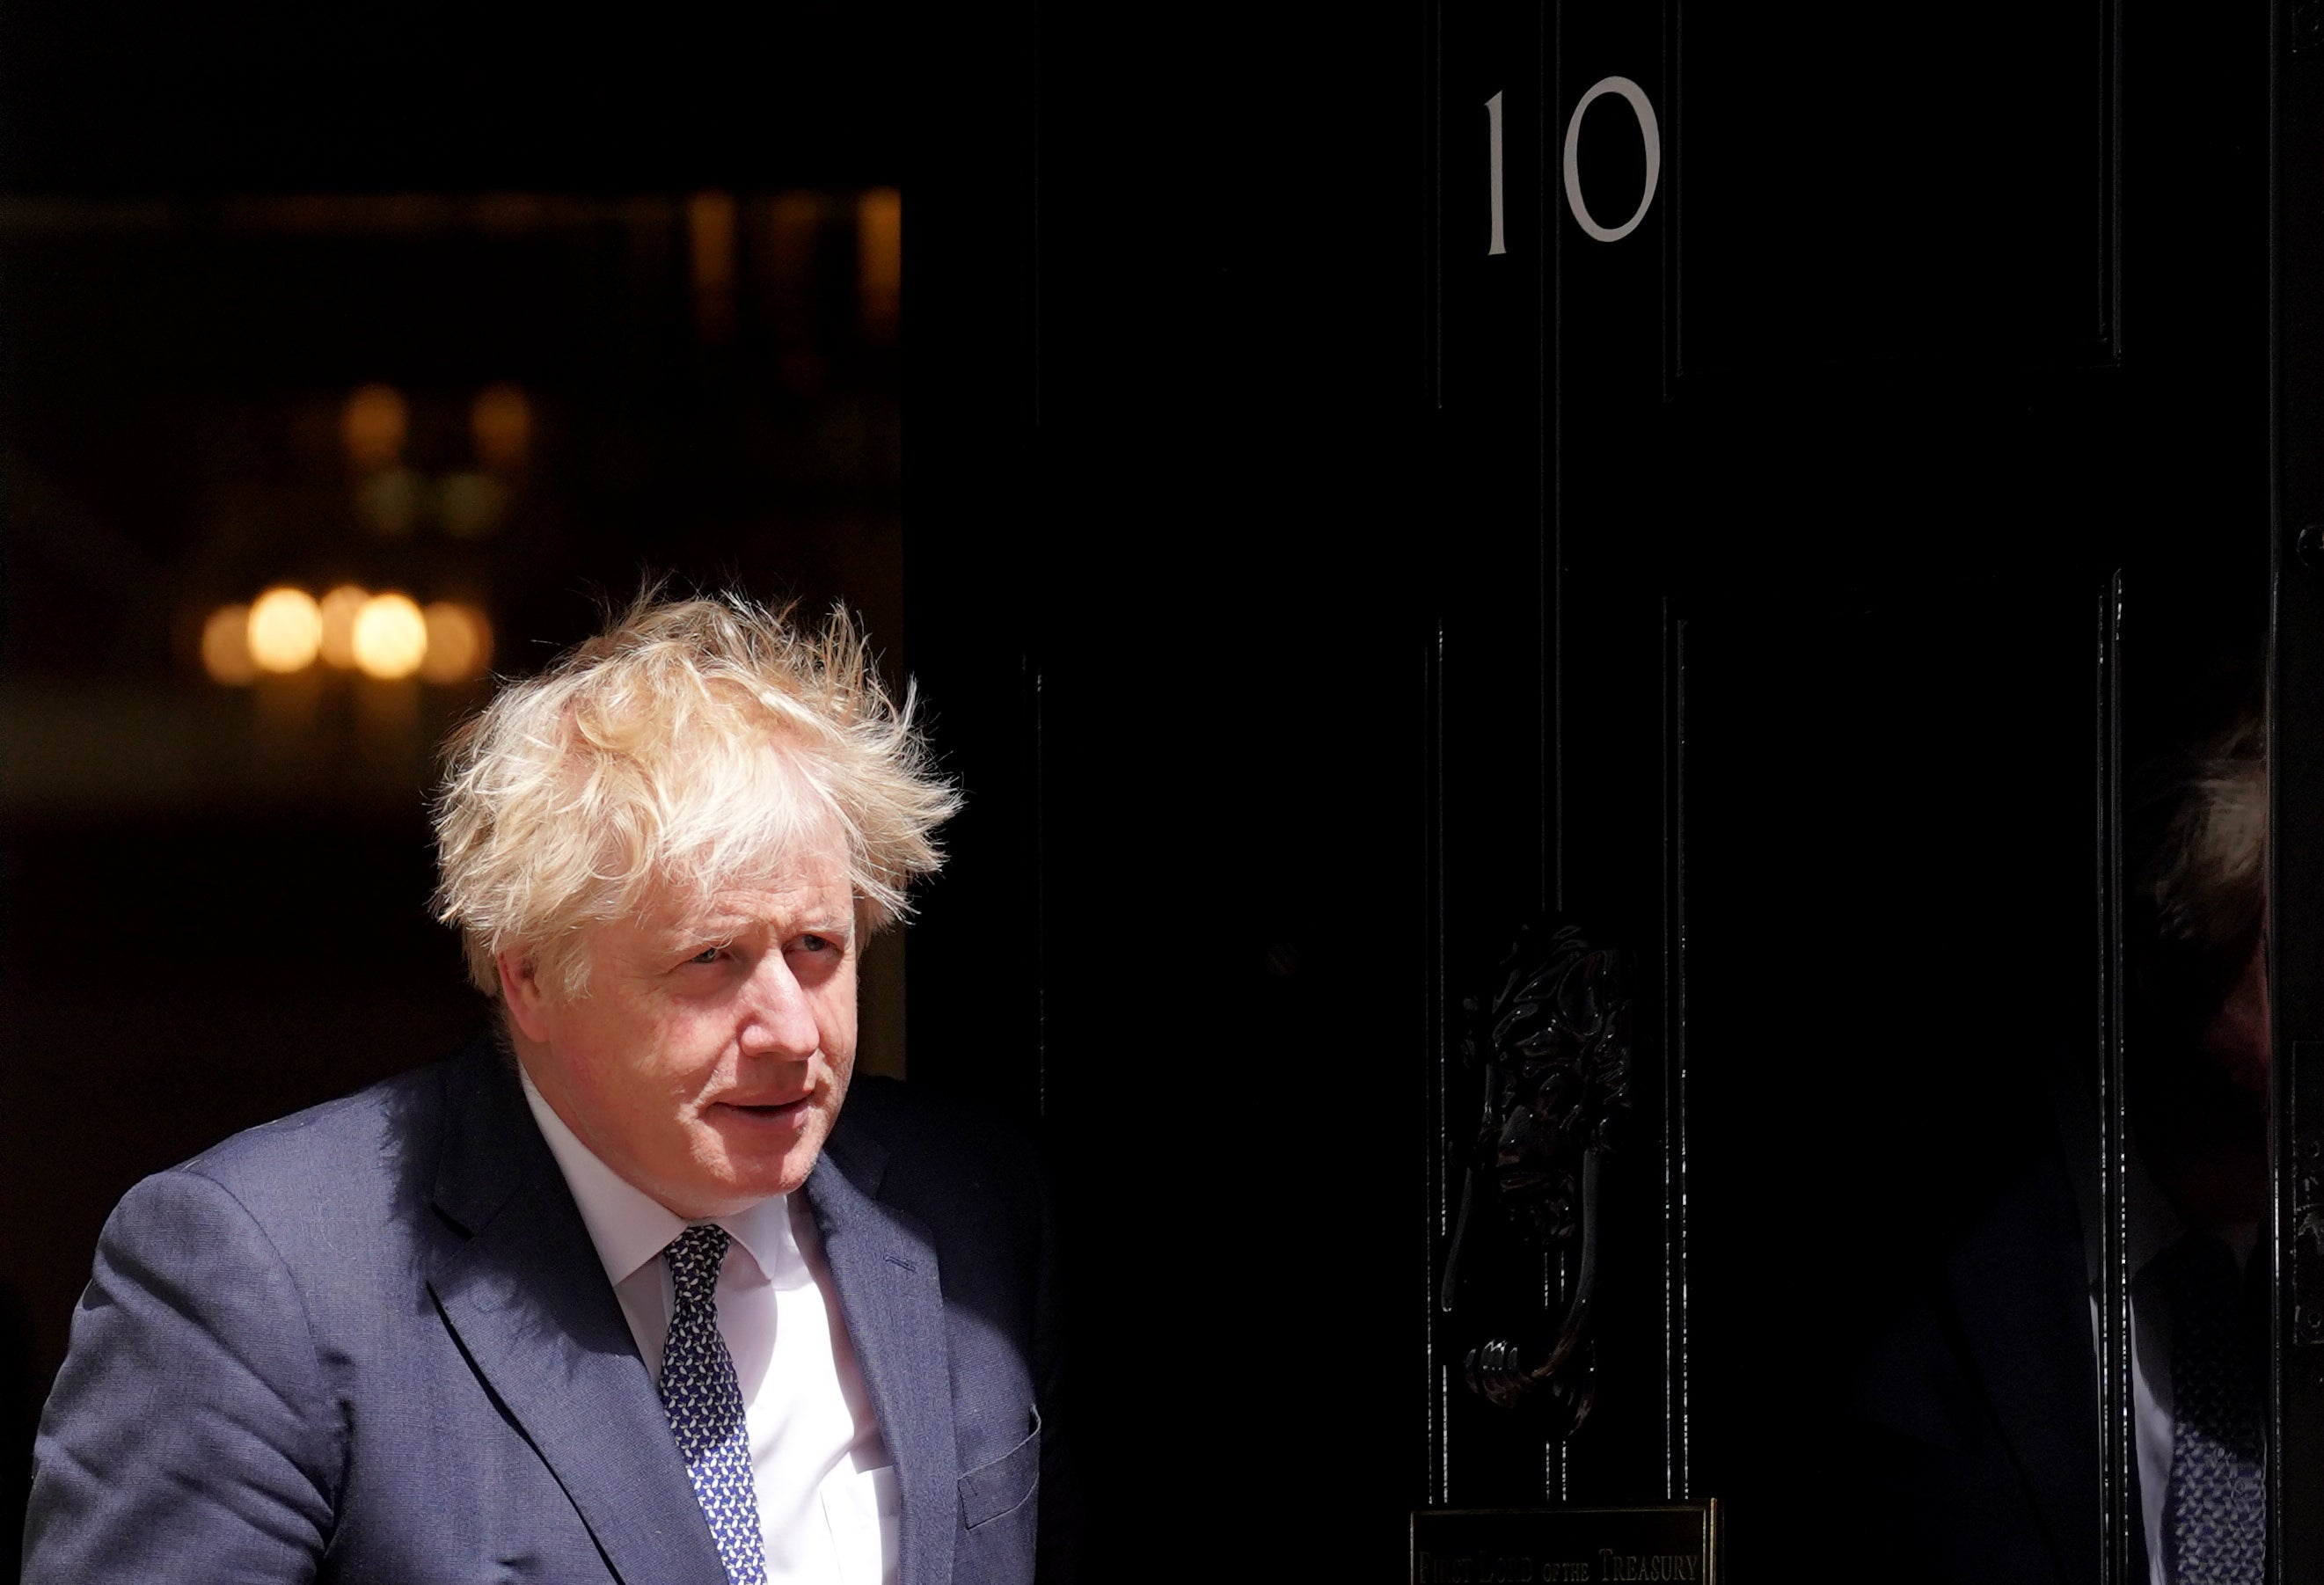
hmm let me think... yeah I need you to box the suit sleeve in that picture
[23,1167,340,1584]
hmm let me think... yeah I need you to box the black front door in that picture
[906,2,2306,1578]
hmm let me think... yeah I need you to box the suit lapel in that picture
[808,1118,958,1585]
[427,1045,727,1585]
[1946,1146,2104,1585]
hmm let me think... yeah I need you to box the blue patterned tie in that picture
[2160,1231,2267,1585]
[660,1224,768,1585]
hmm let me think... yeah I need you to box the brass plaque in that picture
[1410,1503,1719,1585]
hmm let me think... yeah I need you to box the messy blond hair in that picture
[432,591,959,998]
[2148,711,2267,956]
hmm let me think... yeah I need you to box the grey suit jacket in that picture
[23,1038,1072,1584]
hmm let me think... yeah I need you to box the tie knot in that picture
[665,1223,732,1301]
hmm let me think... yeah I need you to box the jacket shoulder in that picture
[160,1044,476,1233]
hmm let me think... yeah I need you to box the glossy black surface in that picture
[903,1,2286,1580]
[2272,6,2324,1576]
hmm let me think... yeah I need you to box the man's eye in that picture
[796,935,834,954]
[688,946,724,966]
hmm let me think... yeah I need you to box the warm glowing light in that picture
[318,584,369,668]
[201,605,258,684]
[355,468,423,538]
[437,471,510,539]
[858,186,902,344]
[340,383,409,471]
[420,602,493,683]
[352,592,428,678]
[768,192,829,392]
[247,587,324,672]
[689,190,738,344]
[768,193,824,318]
[471,384,532,471]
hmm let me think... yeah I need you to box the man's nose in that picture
[736,955,821,1060]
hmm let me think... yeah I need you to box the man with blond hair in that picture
[24,595,1070,1585]
[1845,694,2272,1585]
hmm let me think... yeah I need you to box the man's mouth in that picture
[712,1096,812,1124]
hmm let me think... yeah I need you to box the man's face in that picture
[2203,933,2272,1100]
[501,839,859,1220]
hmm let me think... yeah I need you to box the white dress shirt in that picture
[2119,1148,2179,1585]
[520,1069,899,1585]
[2050,1064,2264,1585]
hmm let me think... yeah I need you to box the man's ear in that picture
[497,950,555,1044]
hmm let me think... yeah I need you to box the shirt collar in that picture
[517,1063,792,1287]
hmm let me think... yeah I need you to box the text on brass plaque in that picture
[1411,1504,1718,1585]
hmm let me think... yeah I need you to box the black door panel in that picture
[905,1,2293,1577]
